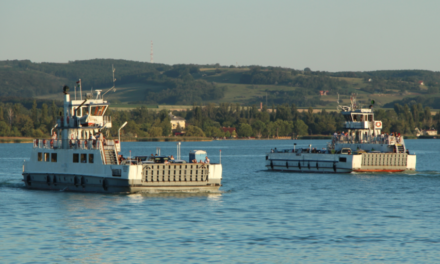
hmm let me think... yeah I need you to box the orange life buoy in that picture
[43,139,46,145]
[376,121,381,127]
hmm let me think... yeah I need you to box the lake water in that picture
[1,139,440,263]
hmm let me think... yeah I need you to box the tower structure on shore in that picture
[150,41,154,63]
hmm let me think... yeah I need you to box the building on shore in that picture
[169,113,186,135]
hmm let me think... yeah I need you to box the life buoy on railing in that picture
[50,139,54,147]
[376,121,381,128]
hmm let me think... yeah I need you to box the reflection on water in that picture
[127,192,223,200]
[2,140,440,262]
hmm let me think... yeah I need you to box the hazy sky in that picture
[1,0,439,72]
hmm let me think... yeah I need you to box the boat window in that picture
[339,157,347,162]
[38,153,43,162]
[368,115,373,121]
[51,153,57,162]
[81,107,89,116]
[81,154,87,163]
[91,106,106,116]
[44,153,50,162]
[89,154,94,163]
[73,154,79,163]
[112,169,121,177]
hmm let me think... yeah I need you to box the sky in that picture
[1,0,440,72]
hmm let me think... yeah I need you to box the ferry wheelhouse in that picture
[22,86,222,193]
[266,96,416,173]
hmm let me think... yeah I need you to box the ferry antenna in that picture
[102,65,116,100]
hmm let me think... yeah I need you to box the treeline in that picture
[239,68,348,92]
[0,99,437,139]
[118,65,226,104]
[329,70,440,85]
[384,95,440,109]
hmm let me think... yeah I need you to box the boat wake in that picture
[0,180,25,189]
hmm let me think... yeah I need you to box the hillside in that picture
[1,59,440,108]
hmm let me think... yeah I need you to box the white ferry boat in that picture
[22,86,222,193]
[266,96,416,173]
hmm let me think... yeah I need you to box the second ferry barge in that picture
[266,95,416,173]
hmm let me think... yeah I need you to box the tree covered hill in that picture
[1,59,440,108]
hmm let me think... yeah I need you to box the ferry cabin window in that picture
[51,153,57,162]
[73,154,79,163]
[91,106,106,116]
[81,154,87,163]
[38,153,43,161]
[344,115,352,121]
[89,154,94,163]
[368,115,373,121]
[44,153,50,162]
[81,106,89,116]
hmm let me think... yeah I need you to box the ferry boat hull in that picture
[266,151,416,173]
[23,144,222,193]
[22,173,222,193]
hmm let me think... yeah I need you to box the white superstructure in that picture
[266,95,416,173]
[22,85,222,193]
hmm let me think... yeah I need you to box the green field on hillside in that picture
[5,59,440,109]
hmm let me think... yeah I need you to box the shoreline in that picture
[0,134,426,143]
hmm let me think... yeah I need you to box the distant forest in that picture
[0,99,436,139]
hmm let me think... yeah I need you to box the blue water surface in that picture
[1,139,440,263]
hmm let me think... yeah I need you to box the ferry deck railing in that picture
[33,139,116,150]
[332,135,404,145]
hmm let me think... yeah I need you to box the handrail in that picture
[33,138,103,150]
[332,135,403,145]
